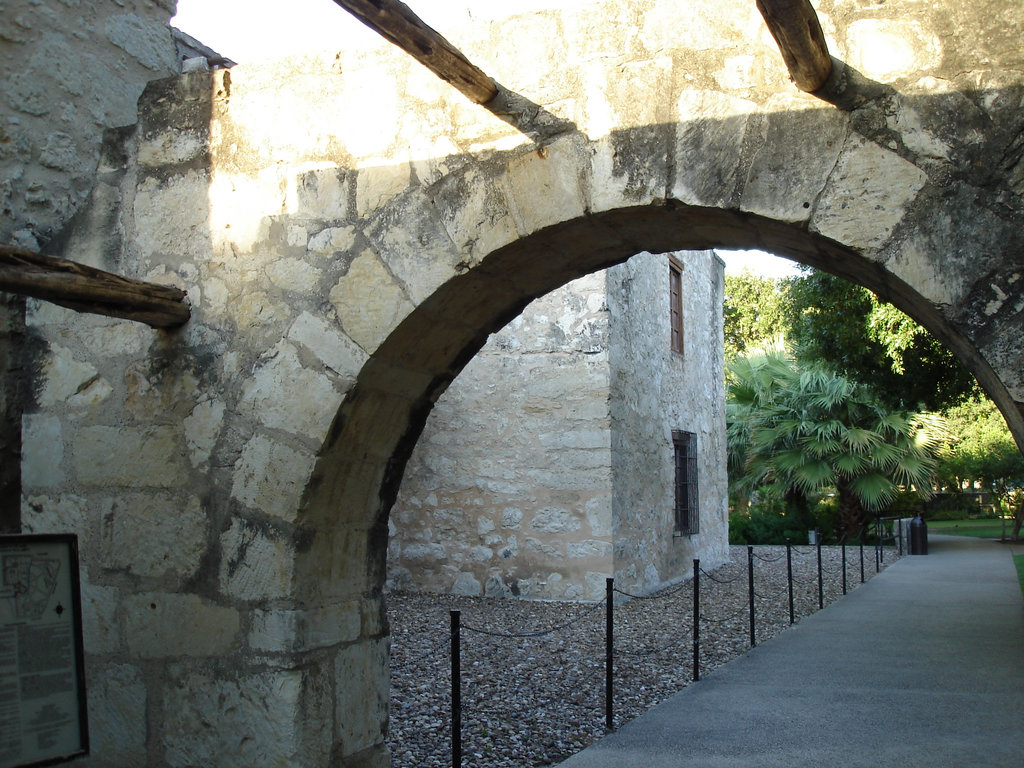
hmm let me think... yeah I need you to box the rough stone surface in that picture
[9,1,1024,766]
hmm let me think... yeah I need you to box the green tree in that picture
[938,396,1024,538]
[723,271,787,358]
[727,349,948,538]
[782,269,977,411]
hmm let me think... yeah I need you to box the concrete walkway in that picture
[557,535,1024,767]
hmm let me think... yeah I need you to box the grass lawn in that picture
[927,519,1012,539]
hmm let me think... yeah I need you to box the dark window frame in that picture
[669,255,684,354]
[673,429,699,535]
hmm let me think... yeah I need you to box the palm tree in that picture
[727,350,948,538]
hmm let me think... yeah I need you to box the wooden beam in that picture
[331,0,498,104]
[0,245,190,329]
[756,0,833,93]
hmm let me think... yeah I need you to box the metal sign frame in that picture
[0,534,89,767]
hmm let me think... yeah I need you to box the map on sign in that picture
[2,555,60,621]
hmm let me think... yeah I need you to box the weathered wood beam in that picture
[0,245,190,329]
[331,0,498,104]
[756,0,833,92]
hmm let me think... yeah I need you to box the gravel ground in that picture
[387,543,901,768]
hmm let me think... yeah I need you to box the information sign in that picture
[0,535,88,767]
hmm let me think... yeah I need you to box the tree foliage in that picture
[723,271,787,358]
[727,349,948,537]
[782,269,977,411]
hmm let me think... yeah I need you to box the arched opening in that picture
[293,203,1022,763]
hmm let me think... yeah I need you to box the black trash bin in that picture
[909,514,928,555]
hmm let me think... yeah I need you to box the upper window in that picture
[673,430,699,535]
[669,256,683,354]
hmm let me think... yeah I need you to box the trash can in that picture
[909,514,928,555]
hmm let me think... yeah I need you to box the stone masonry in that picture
[388,250,728,602]
[5,0,1024,766]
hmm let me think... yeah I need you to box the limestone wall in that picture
[388,271,614,601]
[9,0,1024,765]
[609,251,729,593]
[388,250,728,602]
[1,0,179,250]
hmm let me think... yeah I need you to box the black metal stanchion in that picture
[605,577,614,732]
[786,539,794,625]
[875,517,881,573]
[859,526,865,584]
[816,536,824,610]
[841,534,847,595]
[747,545,756,647]
[898,518,904,556]
[692,558,700,682]
[451,609,461,768]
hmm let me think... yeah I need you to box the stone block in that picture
[296,168,349,220]
[529,507,582,534]
[356,161,412,218]
[134,170,212,263]
[81,576,120,654]
[334,638,389,758]
[239,341,340,443]
[38,344,112,408]
[451,571,482,595]
[100,492,207,582]
[124,593,239,658]
[138,129,206,167]
[288,311,367,378]
[74,426,187,488]
[183,398,225,468]
[740,96,847,224]
[21,414,63,488]
[308,225,358,256]
[87,663,147,766]
[430,165,519,265]
[329,249,415,353]
[231,434,314,523]
[218,518,296,602]
[162,666,332,767]
[366,189,464,305]
[266,256,322,293]
[567,540,613,559]
[811,135,928,252]
[672,89,759,209]
[249,602,362,653]
[505,135,588,236]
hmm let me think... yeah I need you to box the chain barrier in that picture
[400,542,903,768]
[461,598,605,640]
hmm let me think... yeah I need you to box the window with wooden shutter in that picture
[669,256,683,354]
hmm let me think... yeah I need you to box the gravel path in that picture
[388,543,901,767]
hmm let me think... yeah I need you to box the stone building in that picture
[388,250,728,601]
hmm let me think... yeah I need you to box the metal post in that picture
[841,535,847,595]
[875,517,881,572]
[786,539,794,625]
[451,609,461,768]
[692,558,700,682]
[898,517,904,556]
[747,545,756,647]
[816,536,824,610]
[859,526,865,584]
[605,577,614,732]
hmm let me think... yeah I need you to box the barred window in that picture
[673,430,699,535]
[669,256,683,354]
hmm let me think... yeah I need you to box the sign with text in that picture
[0,535,88,767]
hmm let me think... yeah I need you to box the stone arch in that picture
[20,1,1024,765]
